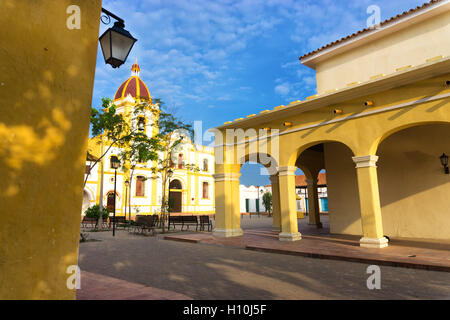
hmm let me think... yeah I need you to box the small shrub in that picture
[85,204,109,220]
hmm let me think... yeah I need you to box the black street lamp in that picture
[440,153,449,174]
[99,8,137,68]
[110,156,121,236]
[167,168,174,215]
[125,180,130,223]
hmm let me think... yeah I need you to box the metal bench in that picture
[199,215,212,232]
[168,215,198,231]
[110,216,128,230]
[81,217,97,228]
[130,215,157,235]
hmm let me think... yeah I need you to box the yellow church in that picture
[213,0,450,247]
[84,62,215,218]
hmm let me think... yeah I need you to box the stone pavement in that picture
[76,271,192,300]
[164,216,450,272]
[78,223,450,299]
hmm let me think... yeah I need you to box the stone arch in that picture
[374,122,450,240]
[286,139,356,168]
[371,120,450,155]
[293,140,361,235]
[238,152,279,175]
[169,179,183,213]
[81,189,92,215]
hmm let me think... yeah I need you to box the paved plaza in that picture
[77,216,450,300]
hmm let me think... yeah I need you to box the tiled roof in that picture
[295,173,327,187]
[264,173,327,188]
[299,0,443,60]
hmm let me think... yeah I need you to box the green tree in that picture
[84,98,131,187]
[119,101,160,222]
[85,97,134,230]
[152,99,199,233]
[262,192,273,216]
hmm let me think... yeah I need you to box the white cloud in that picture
[274,83,290,96]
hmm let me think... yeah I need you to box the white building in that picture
[239,173,328,215]
[239,185,271,213]
[83,62,215,218]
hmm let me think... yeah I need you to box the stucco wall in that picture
[324,125,450,240]
[315,11,450,93]
[377,124,450,240]
[0,0,101,299]
[324,143,362,235]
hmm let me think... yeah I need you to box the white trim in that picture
[213,228,243,237]
[352,155,379,168]
[213,173,241,182]
[279,232,302,242]
[215,91,450,148]
[360,237,389,248]
[278,166,297,176]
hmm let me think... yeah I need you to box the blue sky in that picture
[93,0,425,186]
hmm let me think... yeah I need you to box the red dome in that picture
[113,63,151,102]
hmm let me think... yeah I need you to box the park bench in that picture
[109,216,128,230]
[168,215,198,231]
[81,217,97,228]
[152,214,160,228]
[130,215,157,235]
[199,215,213,232]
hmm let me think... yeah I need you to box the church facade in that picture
[83,63,215,217]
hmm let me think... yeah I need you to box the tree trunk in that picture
[97,137,104,230]
[128,170,134,223]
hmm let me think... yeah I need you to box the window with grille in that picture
[202,182,209,199]
[136,176,145,196]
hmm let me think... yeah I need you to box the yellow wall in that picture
[0,0,101,299]
[377,124,450,240]
[315,11,450,93]
[324,142,362,236]
[314,125,450,240]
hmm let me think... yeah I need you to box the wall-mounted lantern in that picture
[283,122,293,127]
[364,101,374,107]
[333,109,343,114]
[99,8,137,68]
[440,153,449,174]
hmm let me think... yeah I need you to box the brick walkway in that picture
[164,226,450,272]
[76,271,192,300]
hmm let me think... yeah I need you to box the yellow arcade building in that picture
[85,62,215,218]
[213,0,450,247]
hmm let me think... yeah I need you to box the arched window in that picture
[136,176,145,196]
[178,153,183,169]
[202,182,209,199]
[137,117,146,132]
[203,158,208,172]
